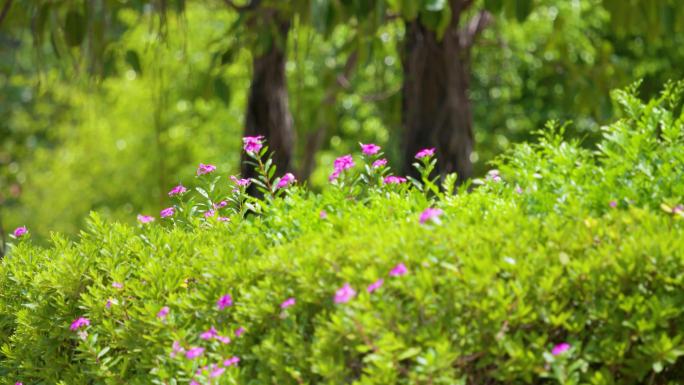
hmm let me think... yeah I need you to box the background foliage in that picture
[1,0,683,241]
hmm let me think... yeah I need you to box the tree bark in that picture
[241,18,295,184]
[401,1,481,183]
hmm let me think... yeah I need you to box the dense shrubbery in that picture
[1,85,684,384]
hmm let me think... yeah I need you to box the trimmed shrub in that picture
[1,84,684,385]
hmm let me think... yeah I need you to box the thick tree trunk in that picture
[401,1,476,183]
[241,19,295,183]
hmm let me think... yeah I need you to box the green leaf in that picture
[125,50,142,74]
[484,0,504,13]
[213,78,231,105]
[424,0,446,12]
[515,0,533,23]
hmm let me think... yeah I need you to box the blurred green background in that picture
[1,0,683,241]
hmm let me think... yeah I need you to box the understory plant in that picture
[1,83,684,385]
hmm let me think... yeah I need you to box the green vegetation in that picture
[2,86,683,384]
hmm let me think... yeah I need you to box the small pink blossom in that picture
[276,173,296,189]
[319,210,328,219]
[105,299,112,309]
[189,381,200,385]
[389,263,408,277]
[137,214,155,223]
[15,382,23,385]
[372,158,388,168]
[609,200,617,208]
[204,210,215,218]
[168,184,187,197]
[674,205,684,214]
[487,170,502,182]
[70,317,90,331]
[170,341,184,358]
[419,207,443,224]
[280,297,296,309]
[367,279,384,293]
[515,185,523,194]
[230,175,251,187]
[112,282,123,289]
[185,347,205,359]
[157,306,170,319]
[200,327,218,340]
[217,294,233,310]
[334,155,355,171]
[197,163,217,176]
[210,365,226,378]
[224,356,240,367]
[415,148,436,159]
[243,135,264,153]
[218,216,231,222]
[334,283,356,304]
[12,226,28,238]
[383,175,407,184]
[235,327,246,337]
[328,168,342,182]
[216,335,231,344]
[551,342,571,356]
[360,143,381,155]
[160,207,175,218]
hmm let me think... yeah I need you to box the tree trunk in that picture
[241,18,295,184]
[401,1,478,183]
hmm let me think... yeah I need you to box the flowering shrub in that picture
[1,86,684,384]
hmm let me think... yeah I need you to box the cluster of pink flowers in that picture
[160,207,175,218]
[197,163,217,176]
[137,214,155,224]
[280,297,296,309]
[329,154,356,181]
[360,143,381,156]
[217,294,233,310]
[551,342,571,356]
[372,158,387,168]
[415,148,436,159]
[168,184,188,197]
[383,175,407,184]
[243,135,264,153]
[70,317,90,331]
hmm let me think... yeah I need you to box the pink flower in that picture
[12,226,28,238]
[190,381,200,385]
[235,327,245,337]
[415,148,436,159]
[360,143,381,155]
[319,210,328,219]
[372,158,388,168]
[609,200,617,208]
[334,155,355,171]
[383,175,407,184]
[223,356,240,367]
[210,365,226,378]
[515,185,523,194]
[216,335,231,344]
[215,200,228,208]
[276,173,296,189]
[105,299,112,309]
[218,216,230,222]
[367,279,384,293]
[487,170,502,182]
[112,282,123,289]
[197,163,217,176]
[334,283,356,304]
[170,341,184,358]
[157,306,170,319]
[389,263,408,277]
[168,184,187,197]
[137,214,155,223]
[15,382,23,385]
[230,175,251,187]
[70,317,90,331]
[160,207,175,218]
[217,294,233,310]
[186,347,205,359]
[419,207,443,224]
[551,342,571,356]
[674,205,684,214]
[200,327,219,340]
[328,168,342,182]
[280,297,296,309]
[204,210,215,218]
[243,136,264,153]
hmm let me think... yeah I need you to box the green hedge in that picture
[1,84,684,385]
